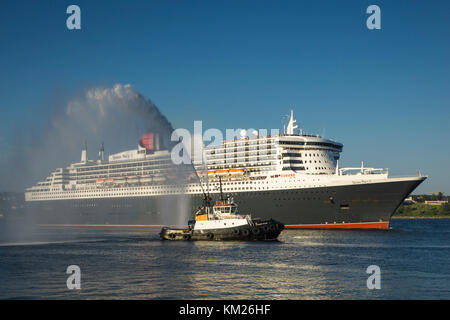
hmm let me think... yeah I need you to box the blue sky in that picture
[0,0,449,193]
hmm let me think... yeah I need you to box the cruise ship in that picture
[25,111,426,229]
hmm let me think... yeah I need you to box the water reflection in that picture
[1,219,449,299]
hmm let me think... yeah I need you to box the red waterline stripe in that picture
[38,221,390,230]
[285,221,390,230]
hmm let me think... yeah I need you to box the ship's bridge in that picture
[275,110,343,175]
[204,110,344,177]
[277,133,343,175]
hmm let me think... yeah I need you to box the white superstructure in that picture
[25,110,400,202]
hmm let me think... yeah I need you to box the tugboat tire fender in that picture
[252,228,261,235]
[242,229,250,236]
[233,229,240,235]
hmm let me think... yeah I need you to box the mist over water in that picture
[0,83,194,230]
[1,84,168,189]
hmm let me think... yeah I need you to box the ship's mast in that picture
[218,176,225,202]
[195,150,211,209]
[81,140,88,162]
[203,151,210,199]
[282,114,289,134]
[286,109,298,135]
[99,142,105,161]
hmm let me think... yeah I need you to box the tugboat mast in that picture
[218,176,225,202]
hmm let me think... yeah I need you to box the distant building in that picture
[403,196,416,205]
[424,200,449,206]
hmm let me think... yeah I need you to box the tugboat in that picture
[160,178,284,241]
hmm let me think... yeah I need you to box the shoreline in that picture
[392,216,450,219]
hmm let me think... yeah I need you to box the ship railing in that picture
[244,215,254,226]
[339,167,388,176]
[388,173,427,178]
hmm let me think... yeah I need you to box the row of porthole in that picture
[29,183,328,198]
[31,184,327,197]
[29,189,330,201]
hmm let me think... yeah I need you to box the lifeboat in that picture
[206,168,245,176]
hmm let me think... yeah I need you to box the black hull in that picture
[160,219,284,241]
[20,177,426,229]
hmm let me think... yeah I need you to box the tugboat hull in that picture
[160,219,284,241]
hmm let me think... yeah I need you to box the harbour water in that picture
[0,219,449,299]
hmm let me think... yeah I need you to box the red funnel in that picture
[139,133,154,150]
